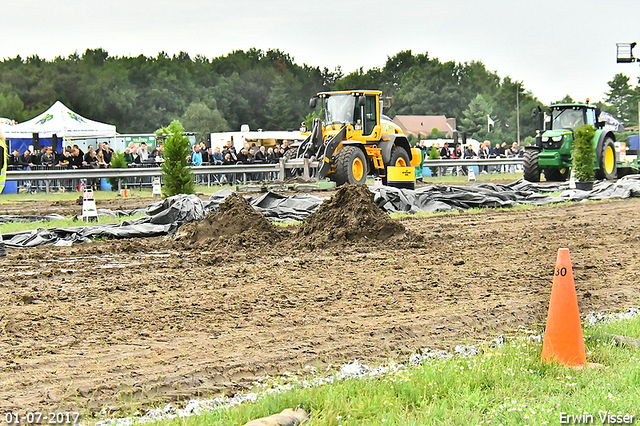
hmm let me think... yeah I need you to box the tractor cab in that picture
[548,104,598,132]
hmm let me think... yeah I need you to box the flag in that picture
[488,115,495,132]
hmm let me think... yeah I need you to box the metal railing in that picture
[4,157,522,192]
[422,158,524,167]
[5,159,321,192]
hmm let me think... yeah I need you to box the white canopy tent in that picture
[3,101,116,153]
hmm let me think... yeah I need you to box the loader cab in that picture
[314,90,381,141]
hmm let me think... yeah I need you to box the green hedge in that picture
[572,124,596,182]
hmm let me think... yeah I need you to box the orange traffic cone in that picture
[541,248,586,366]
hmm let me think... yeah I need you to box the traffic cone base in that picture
[541,248,586,366]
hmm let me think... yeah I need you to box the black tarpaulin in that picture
[3,176,640,248]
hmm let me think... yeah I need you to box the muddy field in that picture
[1,188,640,417]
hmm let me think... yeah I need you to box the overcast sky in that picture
[3,0,640,107]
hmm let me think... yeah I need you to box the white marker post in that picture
[468,165,476,182]
[81,188,99,222]
[152,177,162,197]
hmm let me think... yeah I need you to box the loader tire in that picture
[523,149,540,182]
[334,146,368,186]
[595,137,617,180]
[382,146,411,185]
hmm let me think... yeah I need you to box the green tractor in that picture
[524,102,620,182]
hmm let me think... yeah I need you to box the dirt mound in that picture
[296,184,405,247]
[175,193,282,248]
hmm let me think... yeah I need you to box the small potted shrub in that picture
[571,124,596,190]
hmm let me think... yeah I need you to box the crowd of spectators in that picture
[186,140,293,184]
[8,139,295,172]
[7,141,166,192]
[7,140,172,172]
[416,140,525,176]
[5,138,304,192]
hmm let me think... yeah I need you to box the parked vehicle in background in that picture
[523,102,638,182]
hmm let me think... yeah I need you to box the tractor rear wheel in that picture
[595,137,617,180]
[334,146,368,185]
[544,167,570,182]
[382,146,411,185]
[523,149,540,182]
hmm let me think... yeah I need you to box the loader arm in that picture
[296,117,324,159]
[318,125,347,178]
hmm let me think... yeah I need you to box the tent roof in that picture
[3,101,116,139]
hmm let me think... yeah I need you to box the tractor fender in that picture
[378,135,413,165]
[595,130,616,163]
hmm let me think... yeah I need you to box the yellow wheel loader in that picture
[288,90,413,185]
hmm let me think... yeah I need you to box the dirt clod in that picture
[296,184,405,247]
[175,193,282,248]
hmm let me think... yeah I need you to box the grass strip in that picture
[92,312,640,426]
[0,214,148,234]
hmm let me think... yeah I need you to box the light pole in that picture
[516,83,521,145]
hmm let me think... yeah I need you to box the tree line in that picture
[0,48,637,146]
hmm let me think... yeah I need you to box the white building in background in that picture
[208,125,306,150]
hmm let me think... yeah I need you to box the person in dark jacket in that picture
[19,149,36,168]
[8,149,23,169]
[464,145,476,158]
[254,145,267,163]
[69,147,83,169]
[56,149,70,168]
[253,145,268,180]
[237,148,249,164]
[200,146,210,164]
[41,147,56,167]
[101,143,113,165]
[478,141,491,174]
[83,145,95,164]
[266,147,276,164]
[439,142,451,176]
[72,144,85,159]
[273,145,283,161]
[223,153,236,185]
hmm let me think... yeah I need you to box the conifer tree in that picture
[160,120,195,196]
